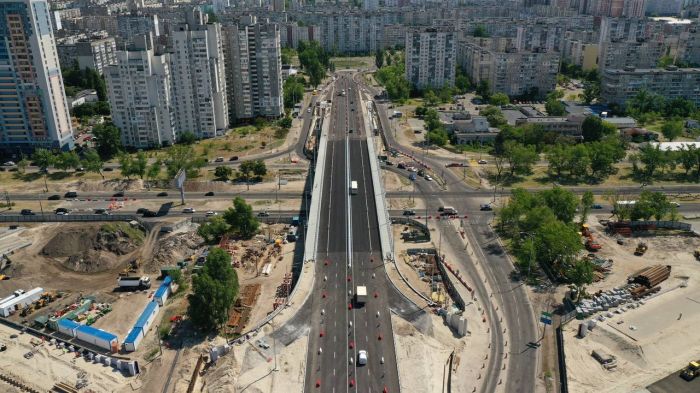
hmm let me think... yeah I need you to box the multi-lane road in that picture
[304,74,401,392]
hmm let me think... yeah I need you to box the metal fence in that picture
[0,214,141,223]
[391,217,431,241]
[556,326,569,393]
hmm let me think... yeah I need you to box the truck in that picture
[355,285,367,305]
[681,360,700,381]
[350,180,358,195]
[117,276,151,290]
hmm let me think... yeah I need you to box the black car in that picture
[591,204,603,209]
[142,210,158,217]
[136,208,148,214]
[257,211,270,217]
[20,209,35,216]
[157,192,168,197]
[403,210,416,216]
[54,207,69,214]
[94,208,107,214]
[205,191,215,196]
[48,195,60,200]
[64,191,78,198]
[113,192,124,197]
[103,167,113,172]
[229,156,239,161]
[480,204,493,211]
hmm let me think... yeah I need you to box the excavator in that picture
[119,259,140,276]
[634,242,648,256]
[681,361,700,381]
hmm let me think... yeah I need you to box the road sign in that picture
[540,311,552,325]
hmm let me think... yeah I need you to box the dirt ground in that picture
[0,322,128,392]
[565,216,700,393]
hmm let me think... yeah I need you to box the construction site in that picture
[562,213,700,393]
[0,217,300,393]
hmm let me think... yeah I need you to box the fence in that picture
[435,255,466,311]
[556,326,569,393]
[391,217,431,241]
[0,214,141,223]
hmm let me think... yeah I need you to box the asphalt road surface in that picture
[304,74,400,392]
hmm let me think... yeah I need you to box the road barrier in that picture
[556,326,569,393]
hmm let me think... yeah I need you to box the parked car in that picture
[157,192,168,197]
[257,211,270,217]
[424,175,433,181]
[397,163,406,169]
[94,208,110,215]
[55,208,69,215]
[480,204,493,211]
[20,209,35,216]
[205,191,215,196]
[103,167,114,171]
[214,157,224,163]
[477,159,488,164]
[182,207,195,213]
[113,192,124,197]
[591,204,603,209]
[229,156,239,161]
[403,210,416,216]
[3,161,15,166]
[48,195,60,200]
[64,191,78,198]
[205,211,217,217]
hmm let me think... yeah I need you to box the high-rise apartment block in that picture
[0,0,74,153]
[170,10,228,139]
[57,35,117,75]
[279,23,321,49]
[104,35,176,149]
[601,66,700,106]
[458,37,559,98]
[223,16,283,122]
[579,0,645,17]
[405,28,456,90]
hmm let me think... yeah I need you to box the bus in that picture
[350,180,358,195]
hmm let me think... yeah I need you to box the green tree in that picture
[581,80,600,104]
[214,165,233,180]
[278,116,293,129]
[473,25,488,37]
[252,160,267,177]
[567,259,594,302]
[281,47,295,65]
[455,69,471,93]
[661,120,684,141]
[581,116,616,142]
[223,197,259,239]
[580,191,594,226]
[55,151,81,171]
[187,248,239,330]
[165,144,206,178]
[375,49,384,69]
[82,149,104,179]
[145,160,161,185]
[633,144,666,180]
[118,154,135,180]
[132,152,148,179]
[476,80,491,100]
[423,90,440,107]
[480,105,507,128]
[489,93,510,106]
[657,55,674,68]
[178,131,197,145]
[545,98,566,116]
[197,215,231,243]
[538,186,578,224]
[503,141,538,177]
[16,157,29,174]
[92,123,122,159]
[283,76,305,109]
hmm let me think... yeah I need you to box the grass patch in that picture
[331,56,373,69]
[100,222,145,244]
[144,347,160,362]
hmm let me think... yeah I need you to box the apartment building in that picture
[405,28,456,90]
[104,35,176,149]
[279,23,321,49]
[678,25,700,66]
[458,37,559,98]
[601,66,700,106]
[57,35,117,75]
[223,16,284,122]
[170,9,228,139]
[579,0,645,17]
[314,12,389,54]
[117,13,160,46]
[561,30,599,70]
[0,0,74,153]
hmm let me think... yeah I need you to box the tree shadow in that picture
[12,172,42,182]
[47,172,73,181]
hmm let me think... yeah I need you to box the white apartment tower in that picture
[0,0,74,153]
[223,16,284,122]
[405,27,456,90]
[104,35,176,148]
[170,9,228,139]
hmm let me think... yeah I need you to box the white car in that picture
[407,167,418,172]
[2,161,15,166]
[182,207,195,214]
[478,159,488,164]
[425,175,433,181]
[671,202,680,207]
[358,350,368,366]
[205,211,217,217]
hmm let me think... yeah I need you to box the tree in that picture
[581,116,616,142]
[92,123,122,159]
[580,80,600,104]
[588,137,625,179]
[567,259,594,302]
[634,144,666,180]
[223,197,259,239]
[16,158,29,174]
[252,160,267,177]
[538,187,578,224]
[145,160,161,184]
[32,148,54,191]
[214,165,233,180]
[307,60,325,87]
[118,154,135,180]
[165,144,206,178]
[132,152,148,179]
[82,149,104,179]
[197,215,230,243]
[178,131,197,145]
[545,98,566,116]
[661,120,684,141]
[503,141,538,177]
[278,116,293,129]
[580,191,594,226]
[375,49,384,69]
[473,25,488,37]
[489,93,510,106]
[480,105,507,128]
[423,90,439,107]
[281,47,295,65]
[187,247,238,330]
[455,70,471,93]
[476,80,491,100]
[665,97,696,118]
[54,151,80,171]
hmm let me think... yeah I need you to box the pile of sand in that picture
[147,231,203,273]
[41,224,143,272]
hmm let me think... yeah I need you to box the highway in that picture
[355,73,538,393]
[304,74,401,392]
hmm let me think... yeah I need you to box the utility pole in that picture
[4,191,10,210]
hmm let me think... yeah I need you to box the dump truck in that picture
[681,361,700,381]
[634,242,648,256]
[355,286,367,305]
[117,276,151,290]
